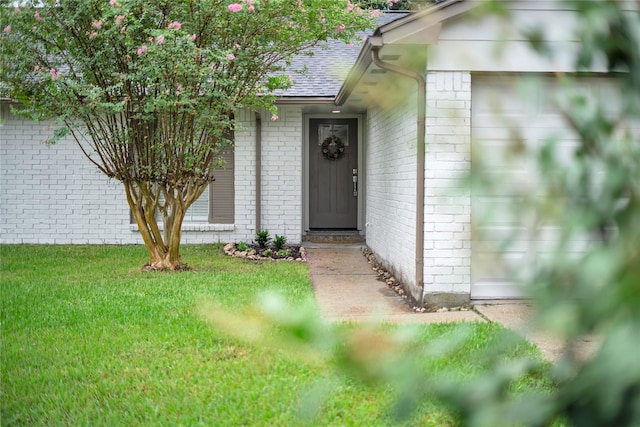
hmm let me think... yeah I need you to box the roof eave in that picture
[335,41,374,106]
[336,0,477,106]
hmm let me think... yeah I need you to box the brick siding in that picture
[364,71,472,302]
[424,71,472,296]
[0,104,303,245]
[259,106,303,244]
[365,94,418,292]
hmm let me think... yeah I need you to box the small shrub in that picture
[256,230,271,248]
[262,249,273,257]
[273,235,287,250]
[236,241,250,252]
[276,249,291,258]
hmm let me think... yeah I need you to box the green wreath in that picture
[321,135,345,160]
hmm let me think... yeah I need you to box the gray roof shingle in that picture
[275,12,410,98]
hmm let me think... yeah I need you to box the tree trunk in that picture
[123,180,207,270]
[124,182,187,270]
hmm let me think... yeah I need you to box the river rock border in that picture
[361,247,471,313]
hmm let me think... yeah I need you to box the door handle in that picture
[352,168,358,197]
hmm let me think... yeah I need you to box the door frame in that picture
[303,113,365,234]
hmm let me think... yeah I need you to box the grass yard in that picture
[1,245,553,426]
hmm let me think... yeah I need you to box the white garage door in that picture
[470,75,623,299]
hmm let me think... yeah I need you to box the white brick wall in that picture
[1,103,132,244]
[424,71,472,296]
[364,71,472,303]
[365,94,417,292]
[0,103,304,245]
[259,107,303,244]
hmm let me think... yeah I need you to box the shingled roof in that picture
[275,11,410,98]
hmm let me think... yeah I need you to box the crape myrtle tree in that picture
[0,0,373,269]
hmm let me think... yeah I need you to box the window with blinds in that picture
[180,146,235,224]
[184,188,210,222]
[132,145,235,225]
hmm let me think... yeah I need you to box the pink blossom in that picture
[235,43,241,49]
[167,21,181,30]
[3,25,10,34]
[190,34,197,41]
[248,5,254,11]
[347,1,356,11]
[109,0,120,6]
[49,68,61,81]
[336,24,346,33]
[89,32,98,39]
[115,15,125,26]
[226,53,236,60]
[136,45,148,55]
[270,115,279,121]
[34,12,42,21]
[91,21,102,29]
[34,65,40,72]
[369,9,382,18]
[176,84,183,95]
[157,35,165,45]
[228,4,242,12]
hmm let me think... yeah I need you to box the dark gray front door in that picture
[309,118,358,229]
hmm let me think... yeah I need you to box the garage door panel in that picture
[471,75,621,299]
[472,251,528,280]
[472,198,525,225]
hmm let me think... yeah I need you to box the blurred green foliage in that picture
[245,1,640,426]
[441,1,640,425]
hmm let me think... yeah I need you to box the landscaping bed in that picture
[223,231,307,262]
[224,242,306,261]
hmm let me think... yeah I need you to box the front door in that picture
[309,118,358,229]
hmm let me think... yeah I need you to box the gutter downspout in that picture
[255,112,262,233]
[370,40,426,306]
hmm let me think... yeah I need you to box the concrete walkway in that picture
[306,245,479,324]
[305,245,599,361]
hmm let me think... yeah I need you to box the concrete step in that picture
[304,231,364,244]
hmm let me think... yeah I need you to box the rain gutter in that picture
[370,36,426,304]
[275,97,336,105]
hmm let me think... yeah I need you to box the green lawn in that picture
[1,245,552,426]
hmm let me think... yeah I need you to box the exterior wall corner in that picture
[423,71,473,300]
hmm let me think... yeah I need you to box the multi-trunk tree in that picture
[1,0,372,269]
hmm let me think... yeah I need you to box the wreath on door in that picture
[321,135,345,160]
